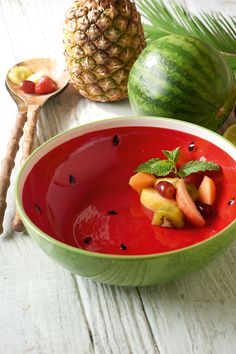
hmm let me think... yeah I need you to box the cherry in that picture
[19,80,35,94]
[155,181,176,199]
[195,201,213,218]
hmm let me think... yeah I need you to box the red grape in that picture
[19,80,35,94]
[155,181,176,199]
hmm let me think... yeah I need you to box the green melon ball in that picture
[128,35,236,131]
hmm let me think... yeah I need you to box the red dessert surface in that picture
[22,126,236,255]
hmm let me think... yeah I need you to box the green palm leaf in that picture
[138,0,236,76]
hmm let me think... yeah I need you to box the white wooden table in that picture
[0,1,236,353]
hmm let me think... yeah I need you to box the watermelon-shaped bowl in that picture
[15,117,236,286]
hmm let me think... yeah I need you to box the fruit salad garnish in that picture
[8,66,33,85]
[8,67,57,95]
[34,75,57,95]
[129,147,220,229]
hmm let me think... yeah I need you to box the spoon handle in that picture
[21,104,41,165]
[12,105,41,232]
[0,111,27,234]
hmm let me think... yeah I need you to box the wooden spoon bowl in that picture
[6,57,69,106]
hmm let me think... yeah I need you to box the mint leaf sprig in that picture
[135,147,220,177]
[178,160,220,177]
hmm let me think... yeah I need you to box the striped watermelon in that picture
[128,35,236,131]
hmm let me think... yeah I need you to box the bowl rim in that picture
[15,116,236,260]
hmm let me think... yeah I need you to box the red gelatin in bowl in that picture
[22,126,236,255]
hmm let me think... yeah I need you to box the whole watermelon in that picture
[128,35,236,131]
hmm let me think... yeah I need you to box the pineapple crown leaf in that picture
[138,0,236,77]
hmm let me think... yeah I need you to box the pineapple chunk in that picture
[8,66,33,85]
[27,71,46,83]
[140,188,177,212]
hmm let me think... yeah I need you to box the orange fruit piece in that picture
[129,172,156,194]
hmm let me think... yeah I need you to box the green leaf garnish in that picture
[136,158,174,176]
[135,147,220,177]
[162,147,180,164]
[135,158,161,174]
[178,161,221,177]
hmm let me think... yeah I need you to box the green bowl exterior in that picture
[24,218,236,287]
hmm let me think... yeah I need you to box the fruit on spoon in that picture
[8,66,33,85]
[34,75,57,95]
[27,70,46,83]
[19,80,36,94]
[9,65,58,96]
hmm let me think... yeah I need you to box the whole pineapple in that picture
[63,0,146,102]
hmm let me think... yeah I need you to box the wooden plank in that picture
[0,236,93,354]
[75,276,160,354]
[139,243,236,354]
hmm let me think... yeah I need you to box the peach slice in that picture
[129,172,156,194]
[198,176,216,206]
[176,179,205,227]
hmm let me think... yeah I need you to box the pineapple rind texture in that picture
[64,0,146,102]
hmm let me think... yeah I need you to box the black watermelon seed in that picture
[228,198,235,206]
[35,203,42,214]
[112,134,120,146]
[120,243,127,251]
[108,210,118,215]
[83,236,92,244]
[188,142,195,151]
[69,175,76,184]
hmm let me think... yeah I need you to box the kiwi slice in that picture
[152,204,185,229]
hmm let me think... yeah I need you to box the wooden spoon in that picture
[0,58,69,234]
[5,88,42,233]
[0,90,27,234]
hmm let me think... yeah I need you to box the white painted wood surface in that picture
[0,1,235,353]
